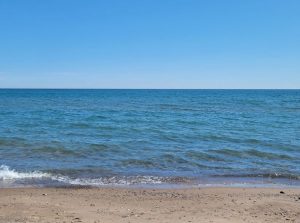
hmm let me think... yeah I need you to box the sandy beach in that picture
[0,187,299,223]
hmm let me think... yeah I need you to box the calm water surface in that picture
[0,89,299,187]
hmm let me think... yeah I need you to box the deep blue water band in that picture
[0,89,299,187]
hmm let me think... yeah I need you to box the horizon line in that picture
[0,88,299,90]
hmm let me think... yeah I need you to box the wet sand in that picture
[0,187,300,223]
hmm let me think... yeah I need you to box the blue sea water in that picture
[0,89,300,188]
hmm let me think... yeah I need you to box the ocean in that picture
[0,89,299,188]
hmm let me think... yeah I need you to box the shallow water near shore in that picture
[0,89,300,188]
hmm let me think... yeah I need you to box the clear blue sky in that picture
[0,0,299,89]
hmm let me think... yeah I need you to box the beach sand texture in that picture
[0,187,299,223]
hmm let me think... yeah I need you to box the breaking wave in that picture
[0,165,51,180]
[0,165,183,187]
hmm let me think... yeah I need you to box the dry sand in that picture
[0,187,299,223]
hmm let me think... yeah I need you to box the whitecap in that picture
[0,165,51,180]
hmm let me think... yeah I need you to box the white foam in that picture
[52,175,164,186]
[0,165,51,180]
[0,165,165,186]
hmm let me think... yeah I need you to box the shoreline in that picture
[1,187,299,222]
[2,174,300,189]
[2,182,300,190]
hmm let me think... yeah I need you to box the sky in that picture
[0,0,299,89]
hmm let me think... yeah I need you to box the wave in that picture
[30,146,82,157]
[0,165,173,187]
[0,165,51,180]
[210,148,294,160]
[53,175,166,186]
[0,137,29,147]
[212,173,300,180]
[1,165,299,188]
[52,175,194,186]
